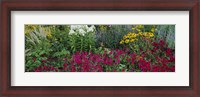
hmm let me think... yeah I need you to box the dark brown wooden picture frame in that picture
[0,0,199,97]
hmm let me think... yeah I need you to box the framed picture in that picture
[1,0,199,96]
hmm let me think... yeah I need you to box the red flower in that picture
[159,40,165,47]
[166,48,171,55]
[41,60,47,63]
[63,63,68,67]
[152,42,159,47]
[169,55,175,62]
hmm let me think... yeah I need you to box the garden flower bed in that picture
[25,25,175,72]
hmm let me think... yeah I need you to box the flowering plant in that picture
[69,25,96,36]
[25,25,175,72]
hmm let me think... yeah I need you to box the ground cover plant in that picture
[25,25,175,72]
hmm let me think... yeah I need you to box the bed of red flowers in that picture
[33,39,175,72]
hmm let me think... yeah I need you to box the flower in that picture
[151,28,155,33]
[86,25,95,32]
[69,29,76,35]
[152,42,158,47]
[130,33,137,38]
[127,32,132,36]
[41,60,47,63]
[143,32,148,37]
[78,29,86,35]
[136,25,144,29]
[149,33,154,37]
[125,39,129,44]
[136,29,141,32]
[69,25,96,36]
[130,39,134,42]
[159,40,165,46]
[120,40,124,44]
[138,32,142,36]
[123,35,128,39]
[63,64,68,67]
[166,48,171,56]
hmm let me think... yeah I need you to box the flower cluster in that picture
[32,39,175,72]
[119,25,156,45]
[69,25,96,36]
[143,32,154,38]
[120,32,138,44]
[119,32,154,44]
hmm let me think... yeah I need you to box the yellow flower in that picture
[125,39,129,44]
[126,35,131,39]
[143,32,148,37]
[136,33,139,37]
[136,25,144,29]
[149,33,154,37]
[140,25,144,28]
[130,39,134,42]
[123,35,127,39]
[130,33,137,38]
[100,25,106,31]
[136,29,141,32]
[120,40,124,44]
[138,32,142,36]
[130,35,134,39]
[151,28,155,33]
[128,32,132,35]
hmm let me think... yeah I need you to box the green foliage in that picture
[156,25,175,49]
[25,49,48,72]
[49,25,70,52]
[52,49,70,58]
[25,26,52,71]
[68,32,96,53]
[25,26,51,48]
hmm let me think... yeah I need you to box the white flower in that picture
[87,25,95,32]
[69,29,76,35]
[69,25,96,36]
[79,29,86,36]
